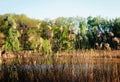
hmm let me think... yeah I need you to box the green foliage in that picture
[40,39,52,55]
[5,29,20,52]
[114,18,120,36]
[39,21,49,39]
[0,13,120,54]
[59,27,73,50]
[0,15,21,52]
[79,20,87,35]
[25,27,52,55]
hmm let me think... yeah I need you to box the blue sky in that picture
[0,0,120,19]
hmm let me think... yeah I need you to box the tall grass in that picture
[0,50,119,82]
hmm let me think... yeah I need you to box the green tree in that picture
[114,18,120,37]
[4,15,20,52]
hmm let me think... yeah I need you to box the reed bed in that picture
[0,50,119,82]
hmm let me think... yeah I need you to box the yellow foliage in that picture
[0,39,5,45]
[109,32,114,37]
[0,33,5,39]
[113,37,119,43]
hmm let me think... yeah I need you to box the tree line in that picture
[0,14,120,55]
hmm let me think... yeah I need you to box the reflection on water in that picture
[0,56,120,82]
